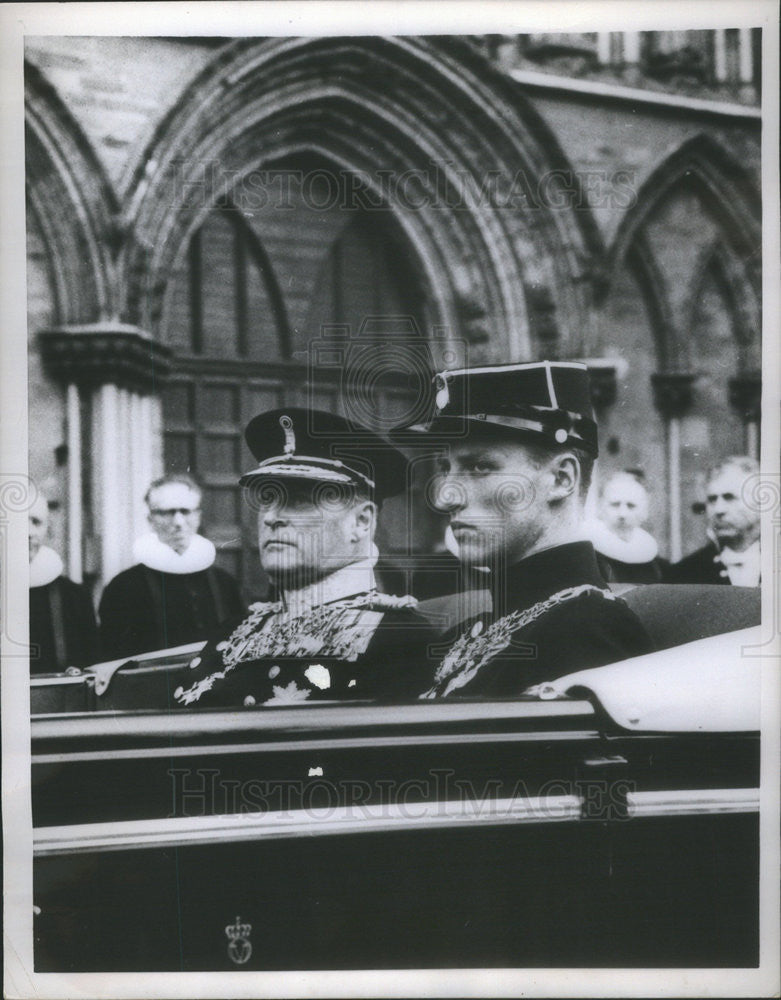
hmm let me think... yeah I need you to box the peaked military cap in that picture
[240,407,409,501]
[397,361,599,457]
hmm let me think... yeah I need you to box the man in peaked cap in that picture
[395,361,654,699]
[174,408,436,708]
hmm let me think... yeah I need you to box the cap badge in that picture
[554,428,568,444]
[279,415,296,456]
[435,373,450,412]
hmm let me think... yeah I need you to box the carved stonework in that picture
[650,372,696,418]
[587,364,617,412]
[38,324,172,395]
[729,373,761,423]
[524,284,560,351]
[25,63,117,324]
[125,35,598,361]
[453,292,490,344]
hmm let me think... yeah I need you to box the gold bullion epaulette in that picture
[357,590,418,611]
[421,584,615,698]
[174,590,416,706]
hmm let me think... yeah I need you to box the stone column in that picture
[587,363,618,414]
[65,384,83,581]
[583,361,617,514]
[38,323,171,586]
[729,373,761,461]
[651,373,696,563]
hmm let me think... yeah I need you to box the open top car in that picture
[30,584,761,970]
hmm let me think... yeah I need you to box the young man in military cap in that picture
[396,361,654,698]
[174,408,436,708]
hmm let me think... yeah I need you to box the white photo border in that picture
[2,2,779,997]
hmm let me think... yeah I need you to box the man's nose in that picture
[172,510,187,526]
[263,506,287,527]
[433,473,467,514]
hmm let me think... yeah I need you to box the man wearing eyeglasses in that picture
[98,474,244,660]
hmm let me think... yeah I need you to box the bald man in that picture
[29,490,99,673]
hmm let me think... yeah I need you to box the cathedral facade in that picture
[25,31,762,599]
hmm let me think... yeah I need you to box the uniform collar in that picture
[490,540,607,616]
[281,547,378,615]
[29,545,64,588]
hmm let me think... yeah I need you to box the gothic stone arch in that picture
[605,132,761,374]
[25,61,119,324]
[121,35,603,362]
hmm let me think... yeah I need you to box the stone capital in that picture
[38,323,172,395]
[728,373,761,423]
[650,372,696,418]
[586,363,617,412]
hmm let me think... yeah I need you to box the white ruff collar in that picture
[29,545,64,588]
[281,546,379,615]
[587,520,659,565]
[133,533,216,574]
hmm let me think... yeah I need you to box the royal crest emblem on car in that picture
[225,915,252,965]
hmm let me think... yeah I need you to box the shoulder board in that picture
[339,590,418,611]
[247,599,284,614]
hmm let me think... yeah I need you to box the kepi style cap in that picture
[396,361,598,457]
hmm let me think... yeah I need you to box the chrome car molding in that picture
[626,787,759,817]
[34,785,758,857]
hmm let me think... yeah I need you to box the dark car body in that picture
[30,585,761,971]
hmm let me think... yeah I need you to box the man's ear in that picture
[352,500,377,541]
[548,453,579,503]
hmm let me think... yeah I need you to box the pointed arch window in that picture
[164,206,290,361]
[158,163,435,597]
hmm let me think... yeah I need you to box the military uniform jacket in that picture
[173,563,437,708]
[421,541,655,699]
